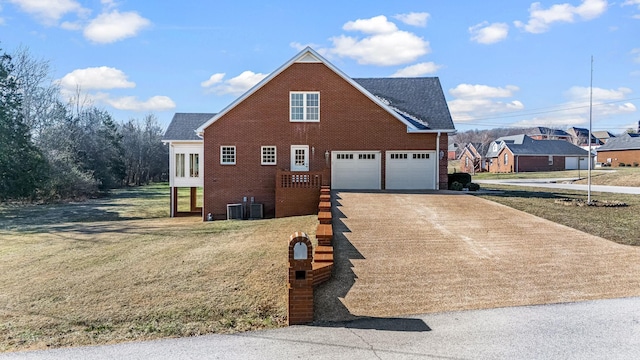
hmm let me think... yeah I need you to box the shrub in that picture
[466,182,481,191]
[448,172,471,189]
[619,162,626,167]
[450,181,463,191]
[633,162,639,167]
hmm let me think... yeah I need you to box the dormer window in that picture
[290,92,319,122]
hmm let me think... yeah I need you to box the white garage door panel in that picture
[331,151,381,189]
[386,151,436,190]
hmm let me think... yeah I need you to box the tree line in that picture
[0,46,168,202]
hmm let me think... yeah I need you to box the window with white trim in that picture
[261,146,276,165]
[504,153,508,165]
[548,156,553,165]
[220,146,236,165]
[189,153,199,177]
[175,153,185,177]
[290,92,319,121]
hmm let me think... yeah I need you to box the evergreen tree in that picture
[0,49,46,201]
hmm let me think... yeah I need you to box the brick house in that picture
[485,134,590,173]
[163,47,455,219]
[596,133,640,167]
[528,127,572,141]
[458,143,488,174]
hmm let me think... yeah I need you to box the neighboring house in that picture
[592,131,615,144]
[161,113,214,217]
[165,47,456,219]
[596,133,640,167]
[566,127,602,147]
[485,134,590,173]
[458,142,487,174]
[529,127,572,141]
[448,143,459,160]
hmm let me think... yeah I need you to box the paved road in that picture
[475,178,640,194]
[2,297,639,359]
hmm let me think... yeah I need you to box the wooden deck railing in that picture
[277,170,324,189]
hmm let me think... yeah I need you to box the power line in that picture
[452,96,640,123]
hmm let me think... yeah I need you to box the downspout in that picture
[436,131,441,190]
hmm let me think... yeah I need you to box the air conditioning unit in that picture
[227,203,243,220]
[249,203,263,219]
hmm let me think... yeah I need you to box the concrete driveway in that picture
[315,191,640,321]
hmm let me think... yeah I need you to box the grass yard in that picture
[475,185,640,246]
[472,167,640,187]
[0,184,317,352]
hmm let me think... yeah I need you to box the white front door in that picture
[291,145,309,171]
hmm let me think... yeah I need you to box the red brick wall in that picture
[597,149,640,167]
[489,150,567,173]
[488,148,515,173]
[203,62,447,219]
[517,156,565,172]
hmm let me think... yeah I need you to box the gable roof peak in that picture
[195,47,454,134]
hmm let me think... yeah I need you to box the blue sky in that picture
[2,0,639,132]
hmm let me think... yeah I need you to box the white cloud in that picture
[104,95,176,111]
[83,10,150,43]
[343,15,398,34]
[632,48,640,63]
[8,0,87,25]
[205,71,268,96]
[60,21,82,30]
[58,66,135,90]
[201,73,226,88]
[514,0,608,34]
[450,84,519,99]
[448,84,524,122]
[328,16,430,66]
[100,0,117,10]
[391,62,442,77]
[469,22,509,44]
[393,12,430,27]
[512,86,635,127]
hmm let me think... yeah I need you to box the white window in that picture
[221,146,236,165]
[290,92,319,122]
[504,153,508,165]
[189,153,199,177]
[548,156,553,165]
[175,153,185,177]
[390,153,408,160]
[261,146,276,165]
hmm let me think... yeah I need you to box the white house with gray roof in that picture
[161,113,214,216]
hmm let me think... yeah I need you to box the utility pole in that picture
[588,56,593,204]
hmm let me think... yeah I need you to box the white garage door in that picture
[331,151,381,189]
[386,151,436,190]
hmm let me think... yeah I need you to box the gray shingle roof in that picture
[354,78,455,131]
[486,134,589,157]
[596,133,640,151]
[163,113,215,141]
[529,127,570,137]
